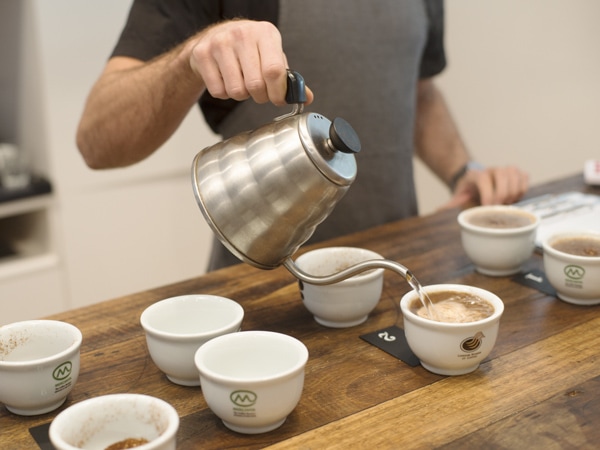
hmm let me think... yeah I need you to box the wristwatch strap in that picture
[449,161,485,191]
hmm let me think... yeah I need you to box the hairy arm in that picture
[414,78,528,207]
[76,45,201,168]
[414,78,469,187]
[77,20,311,169]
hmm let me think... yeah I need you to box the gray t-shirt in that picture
[112,0,446,270]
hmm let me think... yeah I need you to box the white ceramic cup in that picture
[457,205,539,276]
[194,330,309,434]
[400,284,504,376]
[542,231,600,305]
[49,393,179,450]
[294,247,384,327]
[0,320,82,416]
[140,294,244,386]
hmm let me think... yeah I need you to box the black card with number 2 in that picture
[360,325,420,367]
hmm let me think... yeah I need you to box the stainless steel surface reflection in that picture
[192,112,357,269]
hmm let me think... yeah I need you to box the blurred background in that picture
[1,0,598,324]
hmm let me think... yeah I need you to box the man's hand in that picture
[441,165,529,209]
[190,20,314,105]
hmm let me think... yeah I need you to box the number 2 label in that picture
[378,331,396,342]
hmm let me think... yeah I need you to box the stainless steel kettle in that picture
[192,71,418,295]
[192,71,361,270]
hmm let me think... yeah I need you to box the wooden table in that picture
[2,173,599,449]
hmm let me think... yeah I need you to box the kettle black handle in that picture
[285,70,307,104]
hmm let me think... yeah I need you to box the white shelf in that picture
[0,252,59,281]
[0,194,56,279]
[0,194,53,219]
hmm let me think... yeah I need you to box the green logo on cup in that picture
[564,265,585,280]
[53,361,72,381]
[230,390,257,407]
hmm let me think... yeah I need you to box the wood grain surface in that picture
[1,173,599,449]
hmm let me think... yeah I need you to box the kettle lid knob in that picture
[329,117,361,154]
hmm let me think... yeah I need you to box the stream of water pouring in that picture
[406,271,438,321]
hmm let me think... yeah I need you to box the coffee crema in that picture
[413,290,494,323]
[467,210,533,229]
[551,236,600,257]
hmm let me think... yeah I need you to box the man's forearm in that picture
[77,39,204,169]
[413,79,470,189]
[77,19,304,169]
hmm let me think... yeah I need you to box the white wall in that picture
[2,1,599,318]
[415,0,600,214]
[31,0,218,307]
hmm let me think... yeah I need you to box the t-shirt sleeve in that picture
[109,0,279,133]
[111,0,219,61]
[419,0,447,78]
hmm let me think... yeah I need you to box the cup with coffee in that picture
[542,231,600,305]
[400,284,504,376]
[458,205,539,276]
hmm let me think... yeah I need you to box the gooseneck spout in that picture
[284,256,438,321]
[283,257,411,285]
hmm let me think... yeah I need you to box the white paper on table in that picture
[516,191,600,249]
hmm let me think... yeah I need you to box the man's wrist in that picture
[449,161,484,191]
